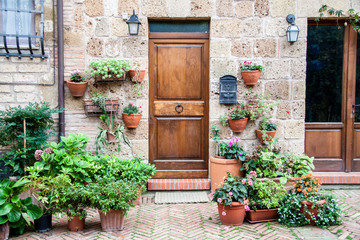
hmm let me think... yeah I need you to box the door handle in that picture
[175,103,184,113]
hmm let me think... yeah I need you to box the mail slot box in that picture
[219,75,237,104]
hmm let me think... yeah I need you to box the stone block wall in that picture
[1,0,359,161]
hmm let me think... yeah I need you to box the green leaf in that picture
[12,178,30,188]
[0,198,5,205]
[0,187,11,198]
[0,216,8,224]
[0,203,13,216]
[21,197,33,206]
[11,196,20,203]
[7,208,21,222]
[26,205,42,220]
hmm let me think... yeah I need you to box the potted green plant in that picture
[122,102,143,129]
[220,104,248,133]
[255,117,277,144]
[212,172,251,226]
[84,91,119,116]
[0,178,42,238]
[210,137,246,192]
[84,176,139,231]
[50,175,88,232]
[88,59,131,83]
[95,112,130,153]
[96,155,156,205]
[245,172,287,223]
[278,173,343,227]
[242,146,314,186]
[240,61,263,86]
[66,70,88,97]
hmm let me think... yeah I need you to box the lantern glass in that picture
[287,24,300,42]
[128,23,140,35]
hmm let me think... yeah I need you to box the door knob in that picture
[175,103,184,113]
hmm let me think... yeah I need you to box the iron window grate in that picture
[0,0,48,59]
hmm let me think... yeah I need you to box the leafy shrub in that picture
[219,137,246,161]
[89,59,131,79]
[123,102,142,115]
[0,102,61,176]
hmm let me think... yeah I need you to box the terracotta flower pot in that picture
[300,199,326,225]
[133,185,142,205]
[68,215,85,232]
[98,209,125,231]
[129,70,146,83]
[66,80,88,97]
[228,118,248,133]
[217,200,248,226]
[106,132,116,142]
[255,129,277,144]
[0,223,9,240]
[246,208,279,223]
[210,156,243,192]
[122,113,142,129]
[241,70,261,86]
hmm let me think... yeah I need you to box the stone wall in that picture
[1,0,359,161]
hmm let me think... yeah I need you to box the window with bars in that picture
[0,0,47,59]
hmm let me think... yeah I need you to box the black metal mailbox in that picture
[219,75,237,104]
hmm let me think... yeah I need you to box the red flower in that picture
[231,107,233,110]
[286,110,290,114]
[236,105,239,109]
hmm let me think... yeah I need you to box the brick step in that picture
[147,179,210,191]
[313,172,360,184]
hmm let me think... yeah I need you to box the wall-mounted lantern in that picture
[219,75,237,104]
[126,10,141,35]
[286,14,300,43]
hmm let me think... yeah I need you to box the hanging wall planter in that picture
[66,80,88,97]
[240,61,263,86]
[255,129,277,144]
[129,69,146,83]
[228,118,248,133]
[88,59,130,84]
[122,114,142,129]
[84,98,119,116]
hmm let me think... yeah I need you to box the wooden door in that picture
[305,21,359,172]
[149,33,209,178]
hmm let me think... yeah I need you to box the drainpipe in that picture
[57,0,65,140]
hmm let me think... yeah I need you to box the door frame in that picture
[148,32,210,178]
[305,20,358,172]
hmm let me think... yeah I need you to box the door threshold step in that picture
[148,179,210,191]
[313,172,360,184]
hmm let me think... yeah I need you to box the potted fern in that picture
[122,102,143,129]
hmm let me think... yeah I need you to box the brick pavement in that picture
[12,189,360,240]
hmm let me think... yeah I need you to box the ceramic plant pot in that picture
[0,223,9,240]
[246,208,279,223]
[122,113,142,129]
[66,80,88,97]
[129,70,146,83]
[217,200,248,226]
[228,118,248,133]
[255,129,277,144]
[106,132,116,142]
[34,214,52,233]
[300,199,326,225]
[133,185,142,205]
[98,209,125,231]
[241,70,261,86]
[210,156,243,192]
[68,215,85,232]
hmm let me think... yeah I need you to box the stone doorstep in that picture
[147,179,210,191]
[313,172,360,184]
[146,173,360,192]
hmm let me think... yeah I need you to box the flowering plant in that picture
[293,173,321,199]
[219,137,246,161]
[70,70,85,83]
[123,102,143,115]
[241,61,263,71]
[212,172,251,207]
[229,104,248,120]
